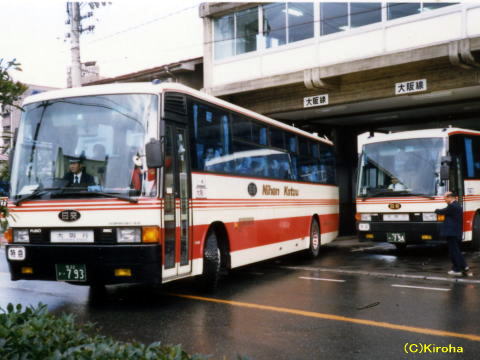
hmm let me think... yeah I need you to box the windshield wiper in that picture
[360,190,436,201]
[401,192,435,200]
[14,187,64,206]
[65,190,138,203]
[359,191,397,201]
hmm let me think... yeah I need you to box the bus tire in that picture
[201,230,221,292]
[307,218,321,258]
[394,243,407,252]
[471,212,480,251]
[88,283,106,304]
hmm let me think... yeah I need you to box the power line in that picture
[67,2,457,69]
[84,3,200,45]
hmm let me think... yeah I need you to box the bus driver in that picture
[64,158,95,187]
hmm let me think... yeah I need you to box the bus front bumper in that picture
[357,222,443,244]
[5,244,162,285]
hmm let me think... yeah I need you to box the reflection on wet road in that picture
[1,239,479,360]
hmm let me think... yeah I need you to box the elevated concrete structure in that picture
[200,2,480,234]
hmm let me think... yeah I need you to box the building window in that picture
[214,14,234,60]
[320,2,348,36]
[350,2,382,28]
[320,2,382,35]
[214,2,459,59]
[423,2,458,11]
[387,2,457,20]
[214,8,258,60]
[263,3,314,49]
[288,3,314,43]
[236,8,258,56]
[263,3,286,48]
[387,2,421,20]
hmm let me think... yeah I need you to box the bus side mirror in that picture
[145,139,163,168]
[440,165,450,181]
[440,155,451,181]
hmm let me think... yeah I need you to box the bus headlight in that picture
[356,213,372,221]
[116,228,141,243]
[14,229,30,243]
[422,213,437,221]
[360,214,372,221]
[358,223,370,231]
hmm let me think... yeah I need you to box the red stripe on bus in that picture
[190,213,339,259]
[10,206,162,213]
[448,131,480,137]
[464,210,475,232]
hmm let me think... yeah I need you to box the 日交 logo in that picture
[248,183,257,197]
[388,203,401,210]
[58,210,81,222]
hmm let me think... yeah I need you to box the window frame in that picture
[212,2,460,61]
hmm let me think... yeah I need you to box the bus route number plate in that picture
[56,264,87,282]
[387,232,405,243]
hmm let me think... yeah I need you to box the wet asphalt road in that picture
[1,239,480,360]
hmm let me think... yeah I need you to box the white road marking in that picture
[392,284,451,292]
[351,245,390,252]
[281,266,480,284]
[299,276,345,283]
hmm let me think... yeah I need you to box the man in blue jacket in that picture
[435,192,472,276]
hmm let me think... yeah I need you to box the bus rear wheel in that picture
[201,230,221,292]
[394,243,407,252]
[307,218,321,258]
[471,212,480,251]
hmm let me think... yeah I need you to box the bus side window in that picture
[319,142,336,185]
[268,159,280,178]
[190,102,231,173]
[252,157,267,177]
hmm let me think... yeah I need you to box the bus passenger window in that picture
[190,102,231,172]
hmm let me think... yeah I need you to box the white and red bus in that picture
[5,82,339,289]
[356,128,480,251]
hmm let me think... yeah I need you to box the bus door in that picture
[163,122,192,278]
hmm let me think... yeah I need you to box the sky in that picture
[2,0,463,88]
[0,0,204,88]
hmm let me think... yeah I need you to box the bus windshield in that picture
[357,137,445,197]
[10,94,158,200]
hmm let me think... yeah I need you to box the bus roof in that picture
[359,127,480,147]
[22,82,332,145]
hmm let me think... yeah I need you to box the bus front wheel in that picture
[394,243,407,252]
[307,218,321,258]
[471,212,480,251]
[201,230,221,292]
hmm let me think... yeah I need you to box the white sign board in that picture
[304,94,329,108]
[395,79,427,95]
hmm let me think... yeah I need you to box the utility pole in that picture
[66,2,108,87]
[68,2,82,88]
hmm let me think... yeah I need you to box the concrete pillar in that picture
[202,16,213,93]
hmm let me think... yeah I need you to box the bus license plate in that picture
[51,230,94,243]
[387,232,406,243]
[56,264,87,282]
